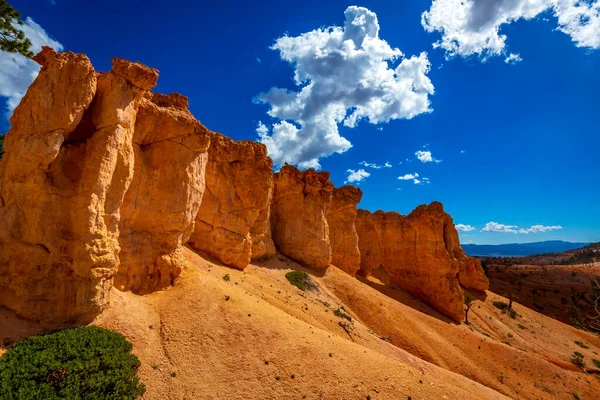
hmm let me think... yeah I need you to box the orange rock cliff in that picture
[0,48,487,324]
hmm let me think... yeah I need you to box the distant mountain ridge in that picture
[462,240,591,257]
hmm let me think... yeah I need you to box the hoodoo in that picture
[188,131,275,269]
[327,186,363,276]
[271,165,334,270]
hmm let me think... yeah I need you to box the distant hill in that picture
[462,240,591,257]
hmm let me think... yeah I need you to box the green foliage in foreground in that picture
[0,326,145,399]
[285,270,315,291]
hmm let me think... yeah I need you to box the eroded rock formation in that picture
[327,186,362,276]
[114,95,210,293]
[188,132,274,269]
[355,202,488,322]
[271,165,333,270]
[0,48,210,321]
[0,48,484,327]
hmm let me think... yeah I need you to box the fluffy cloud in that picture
[415,150,442,163]
[421,0,600,60]
[255,6,435,168]
[398,172,428,184]
[0,18,63,119]
[359,160,392,169]
[481,222,519,233]
[398,173,419,180]
[456,224,476,232]
[519,224,563,234]
[481,222,563,234]
[345,168,370,184]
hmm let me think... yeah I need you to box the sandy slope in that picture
[2,248,599,399]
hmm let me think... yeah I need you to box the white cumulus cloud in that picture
[421,0,600,60]
[0,17,63,119]
[481,222,519,233]
[255,6,435,169]
[345,168,371,184]
[519,224,563,234]
[415,149,442,163]
[359,160,392,169]
[456,224,476,232]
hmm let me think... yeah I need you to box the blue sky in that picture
[2,0,599,245]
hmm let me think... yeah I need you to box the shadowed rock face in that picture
[271,165,334,270]
[0,47,210,322]
[188,131,274,269]
[355,202,488,322]
[327,186,362,276]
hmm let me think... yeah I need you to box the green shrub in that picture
[574,340,589,349]
[508,309,517,319]
[285,271,314,291]
[592,359,600,368]
[333,308,351,321]
[222,274,230,282]
[0,326,145,399]
[492,301,508,310]
[570,351,586,368]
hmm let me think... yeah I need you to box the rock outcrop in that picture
[327,186,362,276]
[0,48,210,322]
[271,165,333,270]
[355,202,488,322]
[114,95,210,294]
[188,132,274,269]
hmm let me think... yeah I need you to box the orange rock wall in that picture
[355,202,488,322]
[188,132,274,269]
[327,186,362,276]
[271,165,333,270]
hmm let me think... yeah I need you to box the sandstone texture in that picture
[188,132,274,269]
[114,96,210,294]
[271,165,333,270]
[355,202,488,322]
[327,186,362,276]
[0,48,210,321]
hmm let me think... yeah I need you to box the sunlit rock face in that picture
[355,202,488,322]
[271,165,334,270]
[188,131,275,269]
[0,47,210,321]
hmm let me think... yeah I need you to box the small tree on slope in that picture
[464,295,473,325]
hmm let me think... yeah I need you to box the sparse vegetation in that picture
[493,301,508,310]
[574,340,589,349]
[592,359,600,368]
[223,273,230,282]
[570,351,586,368]
[0,326,145,399]
[571,392,582,400]
[334,307,351,321]
[517,323,526,330]
[285,271,315,291]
